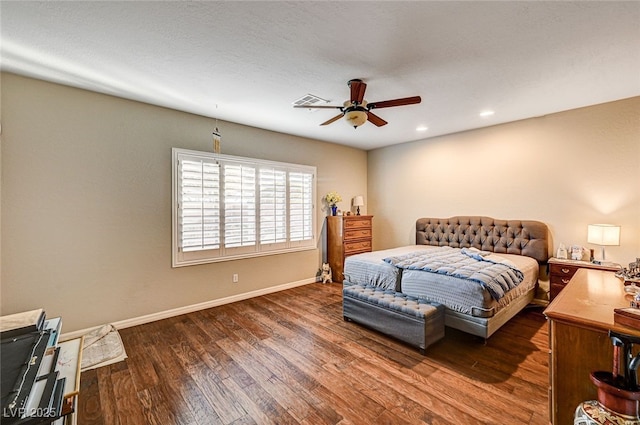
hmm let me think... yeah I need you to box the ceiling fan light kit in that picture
[344,108,368,128]
[295,79,421,129]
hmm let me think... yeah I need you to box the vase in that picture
[331,205,338,216]
[575,400,640,425]
[574,371,640,424]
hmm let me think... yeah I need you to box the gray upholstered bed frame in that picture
[415,216,549,263]
[414,216,549,338]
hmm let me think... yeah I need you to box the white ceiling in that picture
[2,1,639,150]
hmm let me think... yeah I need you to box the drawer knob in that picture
[561,268,571,274]
[562,278,570,284]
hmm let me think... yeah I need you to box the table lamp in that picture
[587,224,620,264]
[352,196,364,216]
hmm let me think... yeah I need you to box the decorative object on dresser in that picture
[556,243,568,259]
[616,258,640,286]
[324,191,342,216]
[573,330,640,424]
[587,223,621,264]
[327,215,372,283]
[548,257,621,301]
[352,195,364,216]
[571,244,585,261]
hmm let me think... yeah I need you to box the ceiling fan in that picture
[294,79,421,129]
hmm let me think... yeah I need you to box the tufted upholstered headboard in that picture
[416,216,549,263]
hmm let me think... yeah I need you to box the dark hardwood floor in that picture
[77,283,549,425]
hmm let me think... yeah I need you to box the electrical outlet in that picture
[232,273,239,283]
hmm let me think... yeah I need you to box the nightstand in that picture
[548,257,621,301]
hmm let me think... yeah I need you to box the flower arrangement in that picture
[324,191,342,206]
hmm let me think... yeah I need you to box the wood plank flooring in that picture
[77,283,550,425]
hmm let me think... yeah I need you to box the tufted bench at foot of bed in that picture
[343,284,445,354]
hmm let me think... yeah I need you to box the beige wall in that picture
[3,73,638,332]
[368,97,640,266]
[0,73,367,331]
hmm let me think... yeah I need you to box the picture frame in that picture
[57,336,84,398]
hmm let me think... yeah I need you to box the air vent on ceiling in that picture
[292,94,329,108]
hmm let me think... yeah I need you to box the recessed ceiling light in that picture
[480,110,495,117]
[416,126,428,132]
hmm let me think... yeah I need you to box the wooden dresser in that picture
[544,269,640,425]
[548,257,621,301]
[327,215,373,283]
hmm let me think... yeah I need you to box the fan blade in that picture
[368,96,421,109]
[349,79,367,104]
[293,105,342,109]
[367,111,388,127]
[320,114,344,126]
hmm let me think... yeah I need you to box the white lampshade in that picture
[587,224,620,263]
[587,224,620,246]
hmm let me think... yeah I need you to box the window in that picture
[172,148,316,267]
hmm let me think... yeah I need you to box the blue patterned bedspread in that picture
[383,246,524,300]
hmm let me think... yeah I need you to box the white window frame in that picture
[172,148,317,267]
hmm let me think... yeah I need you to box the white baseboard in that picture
[61,277,315,340]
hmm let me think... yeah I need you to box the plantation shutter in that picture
[223,163,256,249]
[289,171,314,242]
[259,168,287,245]
[178,157,220,252]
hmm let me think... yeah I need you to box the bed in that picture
[342,216,549,339]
